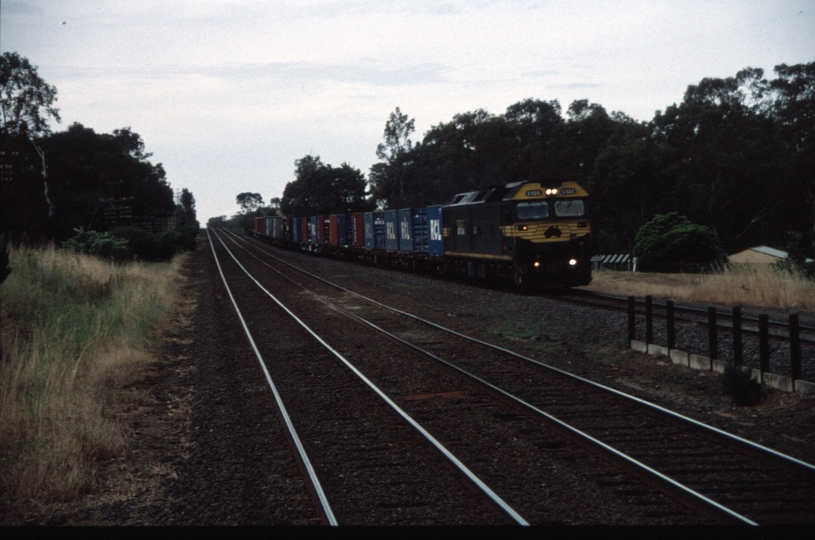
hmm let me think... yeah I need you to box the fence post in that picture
[790,314,801,389]
[759,314,770,379]
[708,307,717,367]
[666,300,675,350]
[645,295,653,345]
[732,306,742,366]
[628,296,636,344]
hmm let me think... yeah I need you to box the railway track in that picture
[208,229,524,525]
[218,227,815,525]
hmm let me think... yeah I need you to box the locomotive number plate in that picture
[526,190,542,197]
[561,188,576,194]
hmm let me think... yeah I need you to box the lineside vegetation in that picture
[581,264,815,311]
[0,244,185,517]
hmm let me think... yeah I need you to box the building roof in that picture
[728,246,813,263]
[750,246,788,259]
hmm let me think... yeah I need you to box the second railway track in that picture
[212,228,815,524]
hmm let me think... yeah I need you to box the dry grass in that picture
[0,245,185,514]
[580,264,815,311]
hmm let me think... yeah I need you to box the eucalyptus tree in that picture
[0,52,62,232]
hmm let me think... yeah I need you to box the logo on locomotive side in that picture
[430,219,441,241]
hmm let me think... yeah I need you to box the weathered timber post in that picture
[759,314,770,378]
[708,307,718,367]
[790,314,801,390]
[732,306,742,366]
[666,300,675,350]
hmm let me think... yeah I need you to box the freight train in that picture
[248,180,592,288]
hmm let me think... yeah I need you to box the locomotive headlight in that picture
[545,188,556,195]
[534,261,540,267]
[568,258,578,266]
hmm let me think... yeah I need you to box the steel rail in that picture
[228,236,757,524]
[591,291,815,332]
[211,228,529,526]
[577,291,815,338]
[229,230,815,478]
[206,229,337,525]
[220,230,768,524]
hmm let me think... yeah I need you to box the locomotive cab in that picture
[443,180,592,287]
[504,181,592,287]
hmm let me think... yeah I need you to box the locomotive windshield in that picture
[516,201,549,220]
[553,199,585,217]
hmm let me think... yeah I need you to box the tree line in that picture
[253,61,813,260]
[0,52,198,261]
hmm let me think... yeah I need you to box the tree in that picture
[771,61,815,245]
[633,213,726,272]
[650,71,786,251]
[375,107,415,163]
[236,192,264,213]
[369,108,419,208]
[0,52,60,138]
[1,53,62,231]
[180,188,197,223]
[36,123,174,240]
[281,155,373,216]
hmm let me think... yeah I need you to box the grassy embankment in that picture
[0,244,185,512]
[581,264,815,312]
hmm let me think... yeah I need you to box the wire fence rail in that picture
[623,294,815,393]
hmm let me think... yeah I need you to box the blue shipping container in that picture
[363,212,385,249]
[292,217,302,242]
[398,208,428,252]
[310,216,318,244]
[426,205,444,256]
[384,210,399,251]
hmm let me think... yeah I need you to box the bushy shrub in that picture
[109,226,162,261]
[633,213,727,272]
[164,223,199,253]
[63,228,129,262]
[65,225,198,263]
[775,234,815,279]
[720,365,763,406]
[108,224,198,262]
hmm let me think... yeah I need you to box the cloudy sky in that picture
[3,1,814,222]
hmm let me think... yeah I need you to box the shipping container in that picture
[352,213,364,247]
[254,217,263,235]
[301,217,309,244]
[363,212,385,249]
[317,215,330,244]
[292,217,302,242]
[332,214,352,246]
[384,210,399,251]
[398,208,428,253]
[426,205,444,256]
[329,214,339,245]
[310,216,318,244]
[341,214,353,246]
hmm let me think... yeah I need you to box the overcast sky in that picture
[3,1,814,222]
